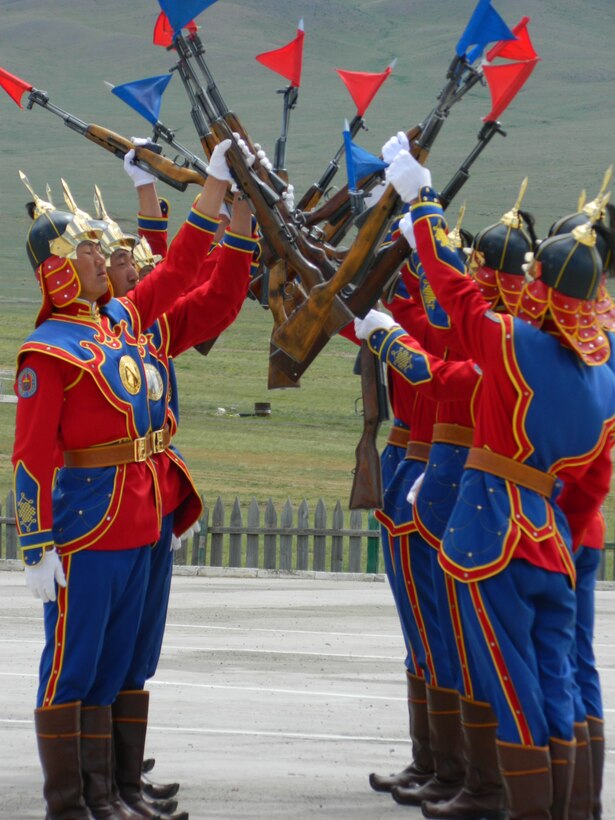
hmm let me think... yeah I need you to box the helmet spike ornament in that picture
[92,184,138,259]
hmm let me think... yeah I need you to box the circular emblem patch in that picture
[144,363,164,402]
[17,367,38,398]
[119,355,142,395]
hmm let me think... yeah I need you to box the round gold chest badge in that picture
[144,362,164,401]
[119,355,142,395]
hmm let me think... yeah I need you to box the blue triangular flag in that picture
[158,0,219,35]
[343,121,388,192]
[111,74,172,125]
[456,0,516,58]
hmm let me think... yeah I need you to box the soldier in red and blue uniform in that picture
[80,145,258,819]
[12,140,237,820]
[386,145,615,818]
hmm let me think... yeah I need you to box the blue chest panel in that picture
[510,320,615,470]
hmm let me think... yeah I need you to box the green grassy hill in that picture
[0,0,614,514]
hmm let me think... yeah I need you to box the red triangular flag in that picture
[335,66,393,117]
[486,17,538,62]
[483,58,539,122]
[153,11,198,47]
[255,23,305,87]
[0,67,33,108]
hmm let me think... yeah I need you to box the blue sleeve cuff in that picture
[187,208,220,235]
[138,214,168,233]
[221,231,259,255]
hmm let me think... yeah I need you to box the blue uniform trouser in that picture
[571,545,603,721]
[37,546,150,708]
[455,559,576,746]
[380,454,427,676]
[123,513,175,690]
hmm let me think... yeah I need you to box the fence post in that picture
[263,498,277,569]
[0,495,3,560]
[348,509,363,573]
[330,501,344,573]
[313,499,326,571]
[280,499,293,571]
[195,503,208,566]
[229,497,243,567]
[210,496,224,566]
[246,498,260,568]
[366,510,380,573]
[6,490,16,560]
[296,500,309,571]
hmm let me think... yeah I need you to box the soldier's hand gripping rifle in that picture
[0,69,204,193]
[270,53,480,366]
[171,31,353,341]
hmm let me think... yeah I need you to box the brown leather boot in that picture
[113,691,188,820]
[34,701,93,820]
[80,704,144,820]
[569,722,592,820]
[496,740,551,819]
[421,698,507,819]
[549,735,575,820]
[587,716,605,819]
[369,672,434,792]
[391,685,464,806]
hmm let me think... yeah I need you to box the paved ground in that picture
[1,564,614,819]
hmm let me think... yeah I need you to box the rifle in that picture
[172,32,354,341]
[22,87,204,192]
[269,49,496,367]
[273,84,299,183]
[348,341,389,509]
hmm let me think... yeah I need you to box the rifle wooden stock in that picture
[272,184,400,361]
[210,118,353,336]
[85,125,205,190]
[349,341,384,510]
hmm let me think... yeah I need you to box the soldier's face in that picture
[108,249,139,297]
[75,241,108,302]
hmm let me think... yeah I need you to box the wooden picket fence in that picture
[3,489,615,579]
[0,491,382,574]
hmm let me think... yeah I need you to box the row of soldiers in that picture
[349,132,615,819]
[11,120,615,820]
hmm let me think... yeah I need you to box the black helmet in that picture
[471,178,535,276]
[534,225,602,300]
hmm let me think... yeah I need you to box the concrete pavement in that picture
[1,564,614,819]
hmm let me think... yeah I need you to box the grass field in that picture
[0,0,614,523]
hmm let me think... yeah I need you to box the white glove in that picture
[281,183,295,211]
[207,138,234,183]
[382,131,410,165]
[354,309,398,340]
[124,148,156,188]
[406,471,425,505]
[253,142,273,172]
[170,520,201,552]
[170,534,182,551]
[386,150,432,203]
[24,549,67,603]
[399,212,416,249]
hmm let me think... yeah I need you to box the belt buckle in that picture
[133,436,149,462]
[151,428,166,454]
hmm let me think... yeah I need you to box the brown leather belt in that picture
[386,426,410,448]
[405,441,432,463]
[465,447,556,498]
[431,423,474,449]
[63,426,172,468]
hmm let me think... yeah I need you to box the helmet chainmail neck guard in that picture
[470,178,535,313]
[516,192,611,366]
